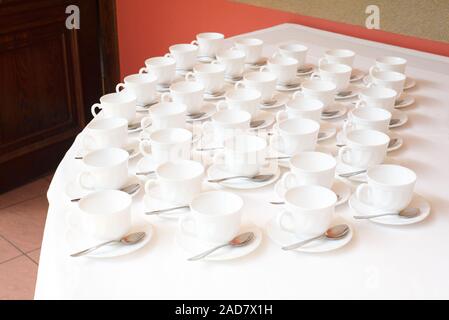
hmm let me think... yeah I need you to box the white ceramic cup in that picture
[273,43,308,68]
[213,49,246,79]
[356,164,416,212]
[311,63,352,92]
[277,96,324,123]
[139,128,192,164]
[356,86,397,113]
[319,49,355,67]
[343,107,392,135]
[79,190,132,240]
[216,88,261,118]
[202,109,251,145]
[370,56,407,74]
[233,38,264,64]
[145,160,204,205]
[116,73,157,106]
[185,63,226,94]
[161,81,204,114]
[192,32,224,58]
[139,56,177,86]
[282,152,337,189]
[77,148,129,190]
[234,71,277,103]
[338,129,390,169]
[179,191,243,243]
[368,70,406,98]
[82,117,128,151]
[260,56,298,85]
[294,79,337,108]
[165,43,198,71]
[214,134,268,176]
[270,118,320,155]
[277,185,337,238]
[140,102,187,134]
[91,92,137,123]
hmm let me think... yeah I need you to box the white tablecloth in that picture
[35,23,449,299]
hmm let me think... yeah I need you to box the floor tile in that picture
[27,248,40,264]
[0,178,50,209]
[0,196,48,252]
[0,255,37,300]
[0,236,22,264]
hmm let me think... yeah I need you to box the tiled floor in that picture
[0,174,52,300]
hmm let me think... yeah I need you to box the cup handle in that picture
[369,66,379,78]
[201,121,214,134]
[276,110,288,123]
[210,60,220,65]
[276,211,295,233]
[310,72,320,79]
[234,81,245,89]
[139,140,152,157]
[185,72,195,81]
[144,178,159,195]
[141,116,152,131]
[356,183,372,204]
[354,100,367,108]
[342,117,353,136]
[139,67,147,74]
[77,172,95,190]
[164,53,172,58]
[216,100,228,112]
[191,40,199,46]
[91,103,102,117]
[281,172,297,190]
[260,66,269,72]
[338,146,352,166]
[116,83,126,93]
[213,151,225,165]
[178,215,196,237]
[161,92,172,102]
[292,91,303,100]
[82,134,97,152]
[318,58,327,68]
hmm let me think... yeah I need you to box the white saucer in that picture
[207,163,280,190]
[350,69,365,83]
[318,122,337,142]
[267,143,337,168]
[276,79,302,92]
[204,83,232,101]
[274,179,351,207]
[186,102,217,122]
[259,92,289,109]
[297,63,316,76]
[197,56,215,64]
[176,225,262,261]
[176,68,193,76]
[363,75,416,90]
[244,58,268,70]
[395,93,415,109]
[349,192,430,226]
[336,156,400,183]
[64,174,142,202]
[250,110,275,130]
[266,215,353,253]
[156,74,184,92]
[390,110,408,128]
[126,138,141,159]
[136,94,161,113]
[336,131,403,152]
[135,156,158,177]
[224,75,244,84]
[335,84,361,100]
[65,212,153,258]
[321,103,348,120]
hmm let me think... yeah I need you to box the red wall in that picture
[116,0,449,79]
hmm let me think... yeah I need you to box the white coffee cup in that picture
[214,134,268,176]
[356,86,397,112]
[213,49,246,79]
[311,63,352,92]
[116,73,157,106]
[91,92,137,123]
[79,190,132,240]
[277,96,324,123]
[179,191,243,243]
[343,107,392,135]
[140,102,187,134]
[192,32,224,58]
[216,88,261,118]
[161,81,204,114]
[202,109,251,144]
[145,160,204,205]
[273,43,308,68]
[356,164,416,212]
[277,185,337,238]
[294,79,337,108]
[260,56,298,85]
[338,129,390,169]
[368,69,406,98]
[139,56,177,86]
[234,71,277,104]
[82,117,128,151]
[77,148,129,190]
[233,38,263,64]
[165,43,198,71]
[139,128,192,164]
[370,56,407,74]
[282,152,337,190]
[319,49,356,67]
[270,118,320,155]
[185,63,225,94]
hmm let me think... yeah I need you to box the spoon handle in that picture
[282,235,324,251]
[208,176,249,183]
[339,170,367,178]
[188,243,230,261]
[70,239,119,257]
[136,171,155,176]
[145,205,190,215]
[353,212,398,219]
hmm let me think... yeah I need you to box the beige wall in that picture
[235,0,449,43]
